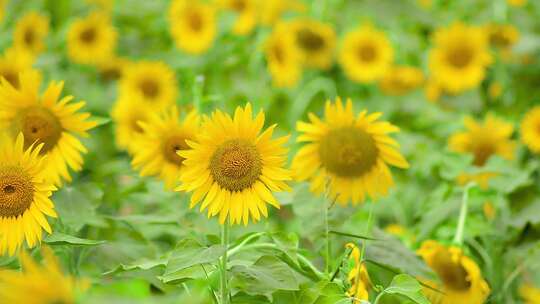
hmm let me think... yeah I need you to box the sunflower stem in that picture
[453,183,475,246]
[324,200,331,276]
[193,74,204,111]
[220,223,230,304]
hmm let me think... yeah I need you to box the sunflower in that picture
[169,0,216,55]
[131,107,200,190]
[424,79,442,103]
[0,71,97,186]
[13,12,49,56]
[507,0,526,7]
[0,247,88,302]
[98,55,130,81]
[0,0,6,23]
[177,103,291,225]
[379,66,424,96]
[418,240,490,304]
[0,47,34,89]
[219,0,258,35]
[486,24,519,50]
[428,22,492,94]
[265,23,303,88]
[0,133,57,256]
[457,172,498,190]
[449,115,515,167]
[260,0,304,26]
[86,0,114,11]
[67,11,117,65]
[111,97,155,153]
[291,98,409,205]
[488,81,502,100]
[521,106,540,154]
[119,61,178,109]
[345,243,370,302]
[339,25,394,84]
[290,18,336,70]
[520,284,540,304]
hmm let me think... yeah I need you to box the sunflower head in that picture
[13,11,49,56]
[507,0,526,7]
[219,0,258,35]
[111,97,154,153]
[429,22,492,94]
[290,18,336,70]
[0,47,34,89]
[169,0,217,54]
[177,103,291,225]
[486,23,519,50]
[265,23,303,88]
[521,106,540,154]
[260,0,304,26]
[292,98,408,205]
[449,115,515,166]
[520,284,540,304]
[418,240,490,304]
[339,25,394,84]
[98,56,130,81]
[67,11,117,65]
[379,66,424,96]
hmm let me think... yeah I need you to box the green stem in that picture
[220,224,230,304]
[227,232,266,257]
[324,201,330,276]
[354,200,375,299]
[192,75,204,111]
[453,183,474,246]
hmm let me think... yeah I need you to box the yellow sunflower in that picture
[67,11,117,65]
[0,247,88,303]
[260,0,304,26]
[265,23,302,88]
[0,133,57,256]
[177,103,291,225]
[520,284,540,304]
[488,81,502,100]
[339,25,394,84]
[521,106,540,154]
[219,0,258,35]
[111,97,155,153]
[428,22,492,94]
[424,79,442,103]
[13,11,49,56]
[169,0,217,55]
[291,98,409,205]
[131,107,200,190]
[0,0,6,23]
[119,61,178,109]
[379,66,424,96]
[418,240,490,304]
[97,55,130,81]
[449,115,515,167]
[345,243,370,302]
[486,23,519,50]
[0,71,97,186]
[507,0,526,7]
[290,18,336,70]
[0,47,34,89]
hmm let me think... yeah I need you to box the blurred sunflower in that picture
[131,107,200,190]
[507,0,526,7]
[424,79,442,103]
[520,284,540,304]
[290,18,336,70]
[260,0,304,26]
[379,66,424,96]
[177,103,291,225]
[339,25,394,84]
[119,61,178,108]
[486,24,519,50]
[0,133,57,256]
[291,98,409,205]
[86,0,114,11]
[111,97,154,153]
[521,106,540,154]
[449,115,515,166]
[428,22,492,94]
[345,243,370,302]
[488,81,502,100]
[0,0,6,22]
[0,71,97,186]
[13,11,49,56]
[418,240,490,304]
[0,247,88,302]
[67,12,117,65]
[265,23,302,88]
[0,47,34,89]
[219,0,258,35]
[169,0,216,55]
[98,55,130,82]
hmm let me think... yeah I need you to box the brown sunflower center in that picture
[447,46,473,68]
[319,127,379,177]
[231,0,246,11]
[296,28,325,52]
[24,29,36,46]
[357,44,377,62]
[210,139,262,192]
[80,27,97,44]
[138,79,160,99]
[101,66,122,81]
[0,69,20,88]
[188,12,203,32]
[163,135,190,166]
[272,44,284,63]
[489,32,511,48]
[473,142,495,166]
[15,107,62,154]
[431,250,471,291]
[0,166,34,218]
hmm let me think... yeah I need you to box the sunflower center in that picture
[0,69,20,88]
[447,46,473,68]
[24,29,36,46]
[163,135,189,166]
[357,44,377,62]
[272,44,284,63]
[231,0,246,11]
[431,250,471,291]
[80,27,97,44]
[138,79,160,99]
[0,166,34,218]
[188,12,203,32]
[473,142,495,166]
[319,127,379,177]
[210,139,262,192]
[15,107,63,154]
[489,32,510,48]
[296,28,325,51]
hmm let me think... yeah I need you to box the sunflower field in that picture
[1,0,540,303]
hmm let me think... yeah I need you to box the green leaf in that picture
[103,257,168,276]
[270,232,299,263]
[378,274,430,304]
[44,232,105,246]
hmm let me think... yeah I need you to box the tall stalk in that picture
[220,224,229,304]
